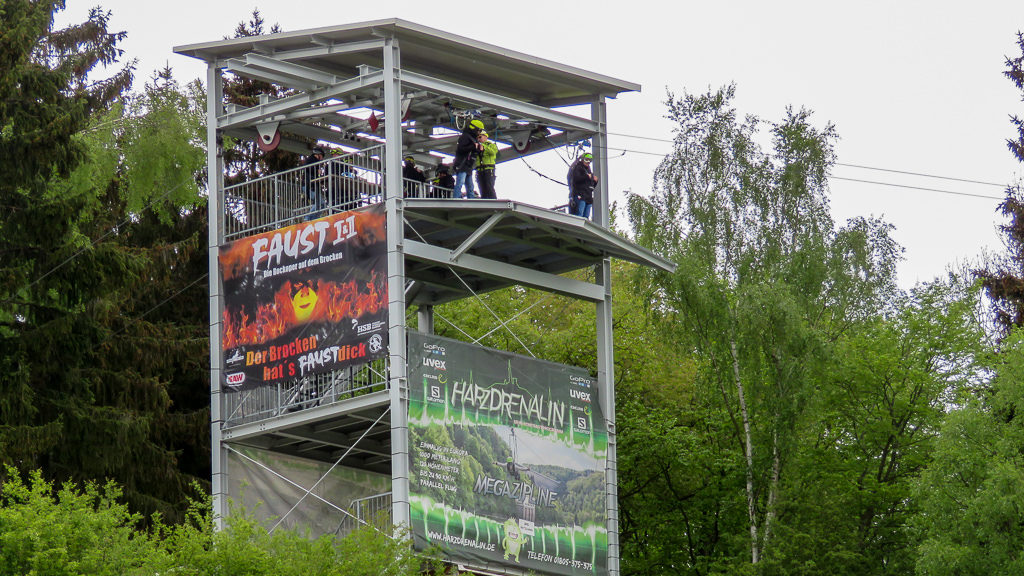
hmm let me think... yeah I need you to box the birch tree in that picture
[627,85,899,569]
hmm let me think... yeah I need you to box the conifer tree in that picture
[0,0,133,468]
[0,3,209,521]
[975,32,1024,336]
[221,9,301,184]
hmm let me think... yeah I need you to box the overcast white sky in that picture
[59,1,1024,288]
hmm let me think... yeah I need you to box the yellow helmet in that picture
[469,119,485,131]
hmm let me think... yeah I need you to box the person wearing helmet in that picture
[402,155,427,198]
[431,164,455,198]
[452,119,485,198]
[475,130,499,199]
[569,152,598,219]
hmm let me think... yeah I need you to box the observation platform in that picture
[402,199,672,305]
[219,148,673,310]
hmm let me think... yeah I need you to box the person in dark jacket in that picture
[402,155,427,198]
[302,146,325,219]
[431,164,455,198]
[453,119,484,198]
[569,152,598,219]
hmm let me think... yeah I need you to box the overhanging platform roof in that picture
[402,199,676,306]
[174,18,639,106]
[223,390,393,474]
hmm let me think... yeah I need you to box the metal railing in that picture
[402,179,454,199]
[223,356,389,427]
[335,492,393,537]
[222,147,587,241]
[223,146,385,240]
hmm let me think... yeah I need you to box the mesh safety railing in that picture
[223,146,385,240]
[223,356,389,427]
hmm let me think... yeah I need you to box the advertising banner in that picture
[218,205,387,389]
[408,333,608,576]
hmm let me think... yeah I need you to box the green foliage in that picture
[918,31,1024,575]
[119,68,207,221]
[432,260,676,379]
[616,364,741,576]
[624,85,913,574]
[0,0,136,472]
[771,276,987,575]
[0,1,132,189]
[434,276,595,367]
[915,329,1024,576]
[0,467,162,575]
[152,503,428,576]
[0,468,431,576]
[975,33,1024,336]
[0,1,209,523]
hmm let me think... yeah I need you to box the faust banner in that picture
[218,205,387,389]
[408,332,608,576]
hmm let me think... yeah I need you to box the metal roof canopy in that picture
[402,200,675,306]
[173,18,640,161]
[174,18,638,105]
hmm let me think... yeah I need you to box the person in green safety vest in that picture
[475,130,499,199]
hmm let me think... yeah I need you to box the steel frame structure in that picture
[176,19,674,576]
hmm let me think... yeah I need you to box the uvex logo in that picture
[422,358,446,370]
[226,373,246,385]
[570,388,591,402]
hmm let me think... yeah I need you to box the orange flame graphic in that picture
[222,271,386,348]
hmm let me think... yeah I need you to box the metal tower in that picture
[175,19,673,576]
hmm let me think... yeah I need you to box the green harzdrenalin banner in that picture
[407,333,608,576]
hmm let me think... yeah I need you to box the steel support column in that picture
[592,96,610,228]
[383,35,411,530]
[417,305,434,334]
[593,95,619,576]
[207,63,228,531]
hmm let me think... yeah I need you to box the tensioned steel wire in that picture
[403,215,538,358]
[224,444,388,535]
[268,406,391,534]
